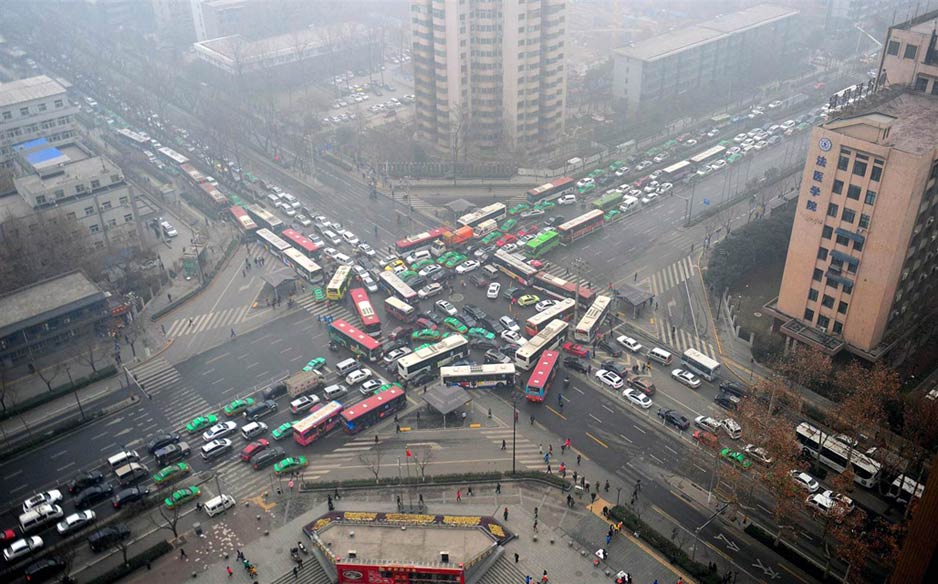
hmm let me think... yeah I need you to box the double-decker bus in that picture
[524,298,576,337]
[795,422,881,488]
[377,270,418,304]
[681,349,721,382]
[492,250,539,285]
[293,401,344,446]
[556,210,604,244]
[340,386,407,434]
[457,203,507,228]
[256,228,291,255]
[515,320,568,370]
[524,350,560,402]
[199,182,228,207]
[524,231,560,259]
[328,318,383,361]
[690,145,726,167]
[384,296,416,323]
[397,335,469,380]
[246,204,284,233]
[350,287,381,336]
[574,295,612,343]
[229,206,258,233]
[395,227,448,254]
[532,272,596,305]
[282,248,324,284]
[326,265,353,300]
[525,177,575,204]
[592,190,624,212]
[662,160,694,182]
[281,228,319,258]
[440,363,516,389]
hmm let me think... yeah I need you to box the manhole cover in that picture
[450,293,465,302]
[753,311,762,318]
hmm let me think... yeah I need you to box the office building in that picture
[410,0,567,155]
[612,4,799,116]
[877,9,938,92]
[151,0,199,45]
[0,76,79,170]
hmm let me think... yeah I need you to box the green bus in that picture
[592,190,624,212]
[524,231,561,259]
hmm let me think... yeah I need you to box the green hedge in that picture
[609,506,722,584]
[321,152,354,171]
[302,470,568,492]
[0,365,117,422]
[91,540,174,584]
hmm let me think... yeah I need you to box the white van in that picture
[648,347,673,366]
[721,418,742,440]
[115,463,150,486]
[322,230,342,246]
[335,358,359,375]
[557,194,577,206]
[281,193,301,209]
[405,250,432,265]
[619,195,639,214]
[107,450,140,469]
[19,504,64,532]
[323,384,348,399]
[160,221,178,238]
[473,219,498,238]
[204,494,236,517]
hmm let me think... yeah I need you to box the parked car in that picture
[595,370,624,389]
[657,409,690,430]
[563,357,588,374]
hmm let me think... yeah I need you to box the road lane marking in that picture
[588,413,603,424]
[602,404,614,413]
[586,432,608,448]
[201,367,216,376]
[618,433,633,444]
[546,405,567,420]
[633,425,646,434]
[246,362,259,369]
[57,462,76,472]
[573,387,584,394]
[279,347,293,354]
[4,469,23,479]
[105,416,125,427]
[664,445,678,455]
[649,453,664,464]
[212,378,226,385]
[205,352,230,365]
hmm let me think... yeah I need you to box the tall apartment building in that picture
[0,76,79,170]
[612,4,799,116]
[877,9,938,92]
[151,0,199,45]
[410,0,567,155]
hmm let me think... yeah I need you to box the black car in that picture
[409,275,428,289]
[262,384,288,400]
[461,313,479,328]
[76,483,114,509]
[714,394,740,410]
[469,274,489,288]
[657,409,690,430]
[600,360,626,377]
[563,357,588,374]
[67,471,105,494]
[112,487,148,509]
[545,215,565,227]
[251,447,286,471]
[503,286,524,301]
[470,338,499,351]
[155,442,191,466]
[23,556,67,582]
[244,400,278,421]
[88,524,130,553]
[146,431,181,455]
[422,311,443,326]
[597,340,623,358]
[430,269,455,283]
[485,349,512,365]
[498,344,518,358]
[463,304,488,321]
[718,381,748,398]
[485,319,506,335]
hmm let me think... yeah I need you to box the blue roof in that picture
[12,137,49,151]
[25,147,66,164]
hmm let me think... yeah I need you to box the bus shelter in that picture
[614,285,655,319]
[259,269,298,305]
[422,384,472,428]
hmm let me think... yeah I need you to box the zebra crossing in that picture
[127,357,183,397]
[480,428,549,471]
[645,255,696,296]
[654,321,718,359]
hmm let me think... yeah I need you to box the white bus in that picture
[515,320,568,370]
[795,422,881,488]
[157,146,189,165]
[574,295,612,343]
[256,228,291,255]
[397,335,469,380]
[440,363,517,389]
[524,298,576,337]
[681,349,721,382]
[384,296,416,323]
[282,248,324,284]
[887,474,925,504]
[377,270,418,304]
[458,203,507,228]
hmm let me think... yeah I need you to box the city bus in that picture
[440,363,516,389]
[457,202,507,228]
[293,401,344,446]
[525,177,576,204]
[524,231,560,259]
[246,204,284,233]
[556,210,604,244]
[524,298,576,337]
[340,386,407,435]
[574,295,612,343]
[397,335,469,380]
[524,350,560,402]
[281,228,320,258]
[795,422,881,488]
[532,272,596,305]
[681,349,721,382]
[377,270,418,304]
[384,296,417,323]
[229,206,257,233]
[887,474,925,505]
[592,190,624,212]
[256,228,291,256]
[350,287,381,336]
[282,248,324,284]
[326,265,353,300]
[661,160,694,183]
[690,145,726,167]
[515,320,568,370]
[492,250,539,285]
[157,146,189,166]
[328,319,383,361]
[199,182,228,207]
[395,227,448,254]
[116,128,150,149]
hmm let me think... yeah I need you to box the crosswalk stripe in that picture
[166,319,186,337]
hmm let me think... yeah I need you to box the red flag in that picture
[406,449,412,457]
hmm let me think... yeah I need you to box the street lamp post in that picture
[511,391,520,474]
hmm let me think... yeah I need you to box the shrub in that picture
[92,540,174,583]
[0,365,117,422]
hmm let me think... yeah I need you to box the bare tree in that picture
[0,367,16,415]
[149,503,183,539]
[413,447,433,480]
[75,339,102,374]
[32,362,63,393]
[359,450,383,483]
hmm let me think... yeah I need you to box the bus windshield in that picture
[515,320,567,370]
[574,295,612,343]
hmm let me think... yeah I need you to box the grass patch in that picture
[732,260,785,341]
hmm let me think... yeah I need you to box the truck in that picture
[431,226,475,257]
[284,370,324,397]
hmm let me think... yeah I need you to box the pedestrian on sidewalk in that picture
[467,486,473,496]
[227,566,233,578]
[496,482,501,494]
[561,442,566,454]
[546,463,552,474]
[534,506,538,519]
[542,569,549,583]
[515,552,520,564]
[167,293,172,303]
[543,452,550,463]
[374,434,379,444]
[293,566,298,578]
[503,507,509,521]
[456,489,462,502]
[180,548,187,560]
[604,480,610,492]
[573,471,578,483]
[577,454,582,465]
[298,557,303,569]
[533,519,538,532]
[605,533,612,545]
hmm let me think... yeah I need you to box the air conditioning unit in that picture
[347,550,357,559]
[818,326,828,334]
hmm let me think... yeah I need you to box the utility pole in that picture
[570,257,590,324]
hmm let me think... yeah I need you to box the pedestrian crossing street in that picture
[653,320,718,360]
[479,427,571,472]
[644,255,696,296]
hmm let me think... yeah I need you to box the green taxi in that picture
[224,398,255,417]
[411,258,435,271]
[412,328,442,341]
[508,203,531,215]
[500,219,517,232]
[274,456,309,475]
[442,254,467,269]
[272,422,294,441]
[164,486,201,509]
[720,448,753,470]
[480,231,502,245]
[399,270,419,283]
[443,317,468,334]
[186,414,218,433]
[153,463,191,484]
[534,200,555,211]
[303,357,326,372]
[467,327,495,340]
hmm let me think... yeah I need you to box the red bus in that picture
[281,228,320,258]
[395,227,447,254]
[556,210,605,244]
[340,386,407,434]
[199,181,228,207]
[293,401,344,446]
[350,287,381,336]
[328,319,383,361]
[229,206,257,232]
[525,350,560,402]
[526,177,575,203]
[532,272,596,305]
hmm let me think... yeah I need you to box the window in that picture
[847,184,861,200]
[54,99,63,108]
[124,214,133,223]
[804,308,815,321]
[837,301,848,314]
[84,206,94,216]
[19,107,29,116]
[832,180,844,194]
[832,321,843,334]
[89,224,100,233]
[933,83,938,96]
[838,155,849,171]
[75,184,86,193]
[854,240,864,252]
[915,77,929,91]
[817,315,830,329]
[107,218,116,227]
[118,196,128,205]
[813,268,823,282]
[35,195,46,205]
[817,247,829,260]
[853,160,867,177]
[54,189,64,199]
[819,294,834,309]
[808,289,819,301]
[38,103,47,112]
[101,201,112,210]
[843,282,853,295]
[865,190,877,205]
[110,174,120,183]
[1,111,10,120]
[859,214,870,228]
[887,40,900,55]
[91,179,100,189]
[842,208,856,223]
[66,211,76,220]
[870,165,882,182]
[904,44,918,59]
[822,225,833,239]
[836,234,850,246]
[827,203,839,217]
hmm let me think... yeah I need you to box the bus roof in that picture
[293,401,343,432]
[526,350,559,389]
[341,387,404,422]
[329,318,381,350]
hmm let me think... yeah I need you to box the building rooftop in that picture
[316,522,495,567]
[0,271,107,338]
[196,22,369,63]
[15,154,121,196]
[0,75,67,109]
[829,90,938,155]
[616,3,799,62]
[897,9,938,33]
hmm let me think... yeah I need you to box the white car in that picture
[643,181,659,193]
[56,510,96,535]
[557,194,577,206]
[696,166,713,178]
[623,388,653,409]
[649,170,664,181]
[486,282,501,299]
[657,182,673,195]
[455,260,480,274]
[652,152,670,163]
[284,207,296,217]
[789,470,820,493]
[357,243,376,257]
[361,274,379,293]
[323,247,339,259]
[520,209,545,218]
[435,299,458,316]
[616,335,642,353]
[341,230,360,245]
[535,299,556,312]
[501,329,524,345]
[640,192,659,205]
[710,160,727,171]
[595,369,623,389]
[733,133,748,143]
[614,166,630,177]
[671,369,702,389]
[768,100,783,109]
[780,119,796,129]
[499,315,519,333]
[345,368,373,385]
[635,160,653,171]
[502,243,518,253]
[754,140,768,150]
[418,283,443,299]
[576,177,594,188]
[418,264,441,277]
[383,347,413,364]
[360,378,383,395]
[706,128,720,138]
[3,536,43,562]
[309,235,325,247]
[290,395,321,414]
[296,215,312,227]
[202,421,238,442]
[22,490,63,513]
